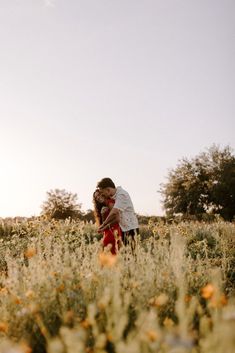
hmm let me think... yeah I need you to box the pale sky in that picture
[0,0,234,217]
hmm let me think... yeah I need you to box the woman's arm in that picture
[98,208,120,232]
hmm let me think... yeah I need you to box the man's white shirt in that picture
[112,186,139,232]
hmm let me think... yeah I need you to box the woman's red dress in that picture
[101,199,122,254]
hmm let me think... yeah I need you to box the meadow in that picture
[0,218,234,353]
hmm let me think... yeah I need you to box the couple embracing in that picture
[93,178,139,254]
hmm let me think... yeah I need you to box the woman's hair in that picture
[92,191,106,226]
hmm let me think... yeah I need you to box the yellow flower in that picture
[99,253,117,268]
[113,229,119,238]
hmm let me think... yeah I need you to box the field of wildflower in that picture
[0,218,234,353]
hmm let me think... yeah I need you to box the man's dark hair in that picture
[97,178,115,189]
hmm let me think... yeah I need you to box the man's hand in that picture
[98,208,120,233]
[98,224,108,232]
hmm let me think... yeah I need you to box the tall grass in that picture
[0,219,234,353]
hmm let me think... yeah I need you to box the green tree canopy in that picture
[41,189,82,220]
[160,145,235,221]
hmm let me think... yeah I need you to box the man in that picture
[96,177,139,245]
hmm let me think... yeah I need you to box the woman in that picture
[93,190,122,254]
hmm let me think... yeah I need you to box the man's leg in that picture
[122,228,139,247]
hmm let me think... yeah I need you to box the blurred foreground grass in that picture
[0,218,234,353]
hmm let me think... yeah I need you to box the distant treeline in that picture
[1,145,234,224]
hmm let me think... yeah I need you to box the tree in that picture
[160,145,235,221]
[81,209,95,223]
[41,189,82,220]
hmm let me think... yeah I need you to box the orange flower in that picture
[210,294,228,308]
[85,348,94,353]
[220,294,228,306]
[201,284,215,299]
[0,287,8,295]
[106,333,113,342]
[146,330,158,342]
[25,290,35,299]
[0,321,8,333]
[163,317,174,328]
[131,281,139,289]
[28,303,40,314]
[99,253,117,268]
[50,271,59,277]
[56,284,65,292]
[13,296,22,305]
[149,293,168,307]
[20,341,32,353]
[25,247,37,258]
[81,319,90,329]
[162,271,169,279]
[97,300,107,310]
[62,273,70,280]
[63,310,74,324]
[155,293,169,307]
[185,295,192,303]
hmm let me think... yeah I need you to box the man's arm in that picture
[98,208,120,232]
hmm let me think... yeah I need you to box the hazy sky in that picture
[0,0,234,217]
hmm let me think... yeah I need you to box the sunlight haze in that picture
[0,0,234,217]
